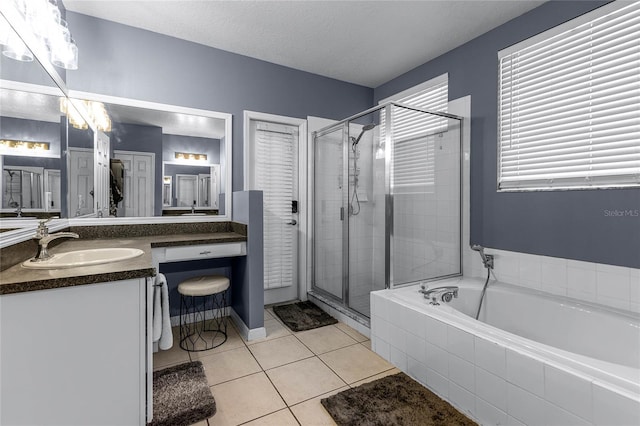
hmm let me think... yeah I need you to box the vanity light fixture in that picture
[0,139,50,153]
[60,98,112,132]
[0,0,78,70]
[175,152,208,162]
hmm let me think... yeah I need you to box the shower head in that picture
[471,245,494,269]
[351,123,376,145]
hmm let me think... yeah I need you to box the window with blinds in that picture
[254,123,296,289]
[380,74,448,194]
[498,1,640,191]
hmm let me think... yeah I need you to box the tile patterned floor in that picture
[153,307,399,426]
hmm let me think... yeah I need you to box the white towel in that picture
[152,277,162,342]
[158,274,173,350]
[153,273,174,350]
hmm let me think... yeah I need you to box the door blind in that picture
[380,78,448,194]
[498,1,640,190]
[255,124,295,289]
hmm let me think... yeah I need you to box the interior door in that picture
[114,151,155,217]
[175,174,198,208]
[68,147,94,216]
[247,117,300,305]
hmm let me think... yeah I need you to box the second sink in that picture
[22,248,144,269]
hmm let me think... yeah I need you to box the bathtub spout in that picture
[419,285,459,305]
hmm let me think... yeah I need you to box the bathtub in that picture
[370,277,640,426]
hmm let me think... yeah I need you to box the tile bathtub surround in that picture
[464,247,640,313]
[154,309,398,426]
[370,292,640,426]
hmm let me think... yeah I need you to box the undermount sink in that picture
[22,248,144,269]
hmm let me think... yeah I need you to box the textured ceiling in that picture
[63,0,545,88]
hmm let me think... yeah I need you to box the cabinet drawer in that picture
[163,242,246,262]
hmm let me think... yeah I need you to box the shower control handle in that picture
[287,220,297,226]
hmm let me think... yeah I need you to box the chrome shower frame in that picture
[310,101,464,321]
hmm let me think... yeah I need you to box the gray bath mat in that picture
[272,301,338,332]
[149,361,216,426]
[321,372,478,426]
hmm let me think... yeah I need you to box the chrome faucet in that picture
[419,284,459,305]
[31,218,79,262]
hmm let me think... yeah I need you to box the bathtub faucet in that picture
[419,284,459,305]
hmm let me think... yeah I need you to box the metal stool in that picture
[178,275,229,352]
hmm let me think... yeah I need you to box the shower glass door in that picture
[312,125,345,301]
[389,104,462,285]
[346,112,385,317]
[312,102,463,320]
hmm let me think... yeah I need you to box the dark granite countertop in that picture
[0,225,247,295]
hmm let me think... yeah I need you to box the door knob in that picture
[287,219,297,225]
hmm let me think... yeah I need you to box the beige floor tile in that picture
[198,346,261,386]
[266,357,346,406]
[360,340,371,350]
[189,322,247,360]
[289,386,348,426]
[208,372,286,425]
[335,322,368,343]
[264,309,274,321]
[246,318,291,345]
[295,326,358,354]
[319,343,393,384]
[248,335,314,370]
[350,367,402,388]
[243,408,299,425]
[153,328,190,370]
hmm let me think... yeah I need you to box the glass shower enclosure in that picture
[312,102,462,319]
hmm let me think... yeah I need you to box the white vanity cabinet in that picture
[0,278,148,426]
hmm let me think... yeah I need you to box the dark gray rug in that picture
[149,361,216,426]
[321,372,478,426]
[273,301,338,332]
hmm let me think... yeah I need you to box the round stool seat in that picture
[178,275,230,296]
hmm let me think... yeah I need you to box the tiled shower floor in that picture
[153,307,399,425]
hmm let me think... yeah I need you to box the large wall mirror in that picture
[67,93,231,221]
[0,7,232,245]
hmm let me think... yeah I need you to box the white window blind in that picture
[498,1,640,191]
[254,124,295,289]
[380,75,448,193]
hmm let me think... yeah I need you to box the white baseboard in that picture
[229,308,266,341]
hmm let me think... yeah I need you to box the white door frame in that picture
[243,110,308,304]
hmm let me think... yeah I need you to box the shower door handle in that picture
[287,219,297,225]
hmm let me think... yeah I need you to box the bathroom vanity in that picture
[0,224,250,425]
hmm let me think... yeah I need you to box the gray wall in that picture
[65,12,373,193]
[374,1,639,268]
[232,190,264,330]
